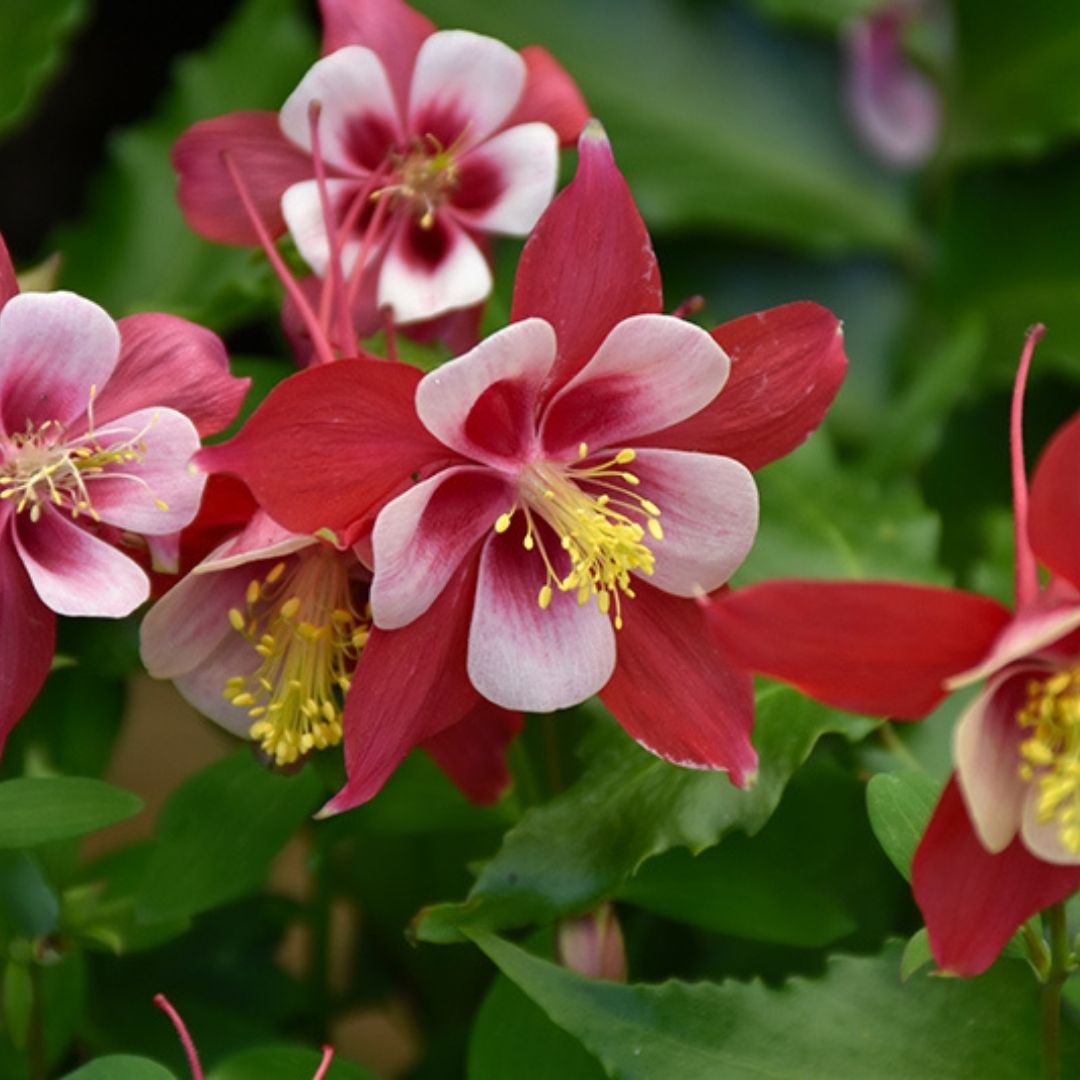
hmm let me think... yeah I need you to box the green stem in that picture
[27,965,45,1080]
[878,722,923,771]
[541,714,563,794]
[1041,903,1070,1080]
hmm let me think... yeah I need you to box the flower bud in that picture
[556,902,627,982]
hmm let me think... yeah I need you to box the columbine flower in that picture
[174,0,588,327]
[0,233,248,755]
[196,123,848,814]
[705,326,1080,975]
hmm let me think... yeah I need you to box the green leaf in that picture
[0,0,86,134]
[208,1044,377,1080]
[900,927,933,981]
[0,778,143,849]
[470,933,1076,1078]
[866,770,941,881]
[414,689,874,942]
[53,0,316,326]
[0,852,59,937]
[749,0,883,32]
[136,751,324,924]
[2,961,32,1050]
[61,1057,177,1080]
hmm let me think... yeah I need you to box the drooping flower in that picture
[197,123,848,814]
[174,0,588,329]
[705,326,1080,975]
[0,232,248,755]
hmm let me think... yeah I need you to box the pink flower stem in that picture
[153,994,204,1080]
[345,189,392,312]
[381,305,399,363]
[312,1045,336,1080]
[1010,323,1045,609]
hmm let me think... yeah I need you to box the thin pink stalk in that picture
[153,994,204,1080]
[345,189,393,312]
[1011,323,1046,609]
[311,1045,336,1080]
[381,305,399,363]
[221,152,336,367]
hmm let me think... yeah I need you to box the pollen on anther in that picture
[228,608,246,632]
[538,585,553,610]
[494,512,513,534]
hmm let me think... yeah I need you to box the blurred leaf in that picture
[900,927,933,981]
[208,1044,377,1079]
[53,0,315,325]
[0,0,86,134]
[0,778,142,849]
[866,770,941,881]
[951,1,1080,160]
[749,0,882,32]
[136,751,323,923]
[0,852,59,937]
[414,689,874,942]
[471,933,1074,1078]
[419,0,914,252]
[62,1057,177,1080]
[2,961,32,1050]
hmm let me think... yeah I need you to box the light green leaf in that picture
[2,961,32,1050]
[61,1057,177,1080]
[0,778,143,849]
[900,927,933,981]
[866,770,941,881]
[208,1044,377,1080]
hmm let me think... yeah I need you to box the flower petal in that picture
[953,670,1033,854]
[408,31,525,150]
[0,292,119,435]
[0,515,55,756]
[173,112,313,245]
[1021,790,1080,866]
[705,581,1013,719]
[91,314,248,438]
[13,511,148,617]
[415,318,555,467]
[640,303,848,471]
[196,359,454,544]
[506,46,589,145]
[422,701,523,804]
[377,215,493,324]
[196,510,313,573]
[371,465,512,629]
[1029,410,1080,591]
[469,529,616,712]
[629,449,758,596]
[281,178,381,280]
[600,581,757,784]
[173,628,265,738]
[540,315,730,456]
[913,776,1080,976]
[0,232,17,311]
[511,122,662,390]
[280,46,402,173]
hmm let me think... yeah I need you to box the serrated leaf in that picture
[471,932,1076,1078]
[136,751,323,924]
[61,1057,177,1080]
[0,778,143,849]
[414,688,874,942]
[208,1044,377,1080]
[866,770,941,881]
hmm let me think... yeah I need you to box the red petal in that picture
[0,519,56,757]
[640,302,847,471]
[422,701,523,804]
[506,46,589,146]
[510,123,662,391]
[0,232,17,311]
[321,552,481,814]
[600,582,757,785]
[196,358,454,543]
[1029,410,1080,590]
[173,112,312,245]
[913,777,1080,976]
[705,581,1012,719]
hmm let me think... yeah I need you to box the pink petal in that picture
[600,581,757,784]
[173,627,265,738]
[173,112,312,245]
[510,123,662,390]
[197,510,313,572]
[628,449,758,596]
[318,0,435,112]
[13,511,149,617]
[506,46,589,146]
[92,314,249,438]
[913,777,1080,976]
[540,315,730,456]
[640,303,848,471]
[377,215,493,324]
[450,123,558,235]
[0,292,119,435]
[415,318,555,467]
[1021,791,1080,866]
[1029,410,1080,591]
[321,557,482,815]
[705,581,1013,719]
[953,669,1033,853]
[0,515,55,757]
[280,46,402,173]
[422,701,523,804]
[85,407,205,535]
[371,466,511,629]
[408,31,525,151]
[468,529,616,712]
[196,359,456,545]
[0,232,17,311]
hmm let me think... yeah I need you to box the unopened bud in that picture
[556,902,627,982]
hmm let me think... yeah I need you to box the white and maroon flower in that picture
[174,0,588,327]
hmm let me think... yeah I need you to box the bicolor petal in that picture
[281,177,379,280]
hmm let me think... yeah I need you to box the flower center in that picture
[1017,664,1080,853]
[372,134,462,228]
[224,549,368,768]
[493,445,663,629]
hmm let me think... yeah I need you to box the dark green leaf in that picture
[749,0,883,32]
[0,778,142,849]
[2,961,32,1050]
[61,1057,177,1080]
[208,1044,377,1079]
[866,770,941,881]
[0,852,59,937]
